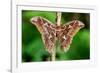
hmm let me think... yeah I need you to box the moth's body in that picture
[31,16,84,53]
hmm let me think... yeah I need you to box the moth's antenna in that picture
[56,12,62,26]
[72,13,80,20]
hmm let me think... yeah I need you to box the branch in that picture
[51,48,56,61]
[50,12,62,61]
[56,12,62,26]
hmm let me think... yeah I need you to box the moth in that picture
[30,16,84,54]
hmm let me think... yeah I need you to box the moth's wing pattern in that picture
[60,20,85,52]
[31,16,56,53]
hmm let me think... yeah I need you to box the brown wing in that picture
[30,16,56,53]
[60,20,85,52]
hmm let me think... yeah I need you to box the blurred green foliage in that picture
[22,10,90,62]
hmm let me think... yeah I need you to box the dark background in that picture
[22,10,90,62]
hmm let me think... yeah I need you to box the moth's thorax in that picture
[55,25,66,38]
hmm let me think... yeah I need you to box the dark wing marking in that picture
[30,16,56,53]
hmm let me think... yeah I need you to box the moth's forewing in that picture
[30,16,56,53]
[60,20,85,52]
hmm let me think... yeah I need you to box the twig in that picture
[51,48,56,61]
[56,12,61,26]
[50,12,62,61]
